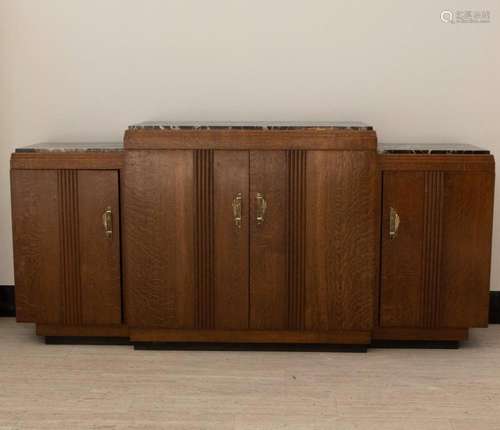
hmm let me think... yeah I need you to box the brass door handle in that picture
[102,206,113,238]
[256,193,267,225]
[389,207,400,240]
[232,193,242,229]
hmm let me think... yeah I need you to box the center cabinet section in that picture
[124,149,377,338]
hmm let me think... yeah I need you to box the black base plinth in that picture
[132,342,368,352]
[0,285,15,317]
[45,336,131,346]
[371,340,460,349]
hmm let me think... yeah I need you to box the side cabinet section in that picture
[11,169,122,326]
[381,170,494,329]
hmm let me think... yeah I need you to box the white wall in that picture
[1,0,499,288]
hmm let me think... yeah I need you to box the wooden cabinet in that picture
[10,127,496,347]
[11,156,124,334]
[378,154,495,340]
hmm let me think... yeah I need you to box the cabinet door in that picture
[249,151,288,329]
[380,172,426,328]
[305,151,377,331]
[125,150,249,330]
[77,171,122,325]
[381,171,494,329]
[11,170,60,323]
[11,169,122,326]
[248,150,377,332]
[213,151,249,329]
[125,151,195,328]
[440,172,493,327]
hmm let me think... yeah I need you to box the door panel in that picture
[249,151,288,329]
[380,170,494,329]
[78,170,121,325]
[11,169,122,326]
[380,172,425,328]
[213,151,249,329]
[11,170,61,323]
[440,172,493,328]
[305,151,377,331]
[125,151,195,328]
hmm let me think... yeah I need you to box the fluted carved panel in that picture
[287,150,307,329]
[194,150,215,329]
[421,171,444,328]
[57,170,82,325]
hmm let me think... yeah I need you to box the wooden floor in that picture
[1,319,500,429]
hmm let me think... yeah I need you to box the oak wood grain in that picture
[440,172,494,328]
[249,151,288,330]
[130,328,371,344]
[380,171,426,328]
[58,170,82,325]
[36,324,128,337]
[78,170,122,325]
[124,129,377,151]
[380,160,495,332]
[11,152,124,170]
[213,151,249,329]
[124,150,195,329]
[11,170,61,323]
[373,327,468,341]
[305,151,377,331]
[380,154,494,172]
[193,150,215,329]
[287,150,307,330]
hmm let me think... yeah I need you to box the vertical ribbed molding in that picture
[287,150,307,330]
[194,150,215,329]
[57,170,82,325]
[421,171,444,328]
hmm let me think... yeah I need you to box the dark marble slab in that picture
[16,141,489,155]
[15,142,123,153]
[128,121,373,131]
[379,143,489,154]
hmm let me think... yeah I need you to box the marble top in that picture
[15,142,123,153]
[15,141,490,155]
[128,121,373,131]
[379,143,489,154]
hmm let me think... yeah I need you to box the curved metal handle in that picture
[389,207,400,240]
[256,193,267,225]
[102,206,113,238]
[232,193,242,229]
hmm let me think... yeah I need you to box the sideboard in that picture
[10,123,495,348]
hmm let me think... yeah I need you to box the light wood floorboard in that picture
[1,318,500,429]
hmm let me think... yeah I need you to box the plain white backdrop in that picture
[1,0,499,288]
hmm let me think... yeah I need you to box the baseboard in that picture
[2,285,500,323]
[490,291,500,324]
[0,285,15,317]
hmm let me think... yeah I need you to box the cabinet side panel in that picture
[380,171,425,328]
[213,151,249,329]
[78,170,122,325]
[440,172,494,327]
[11,170,60,323]
[124,151,195,328]
[305,151,377,331]
[249,151,288,330]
